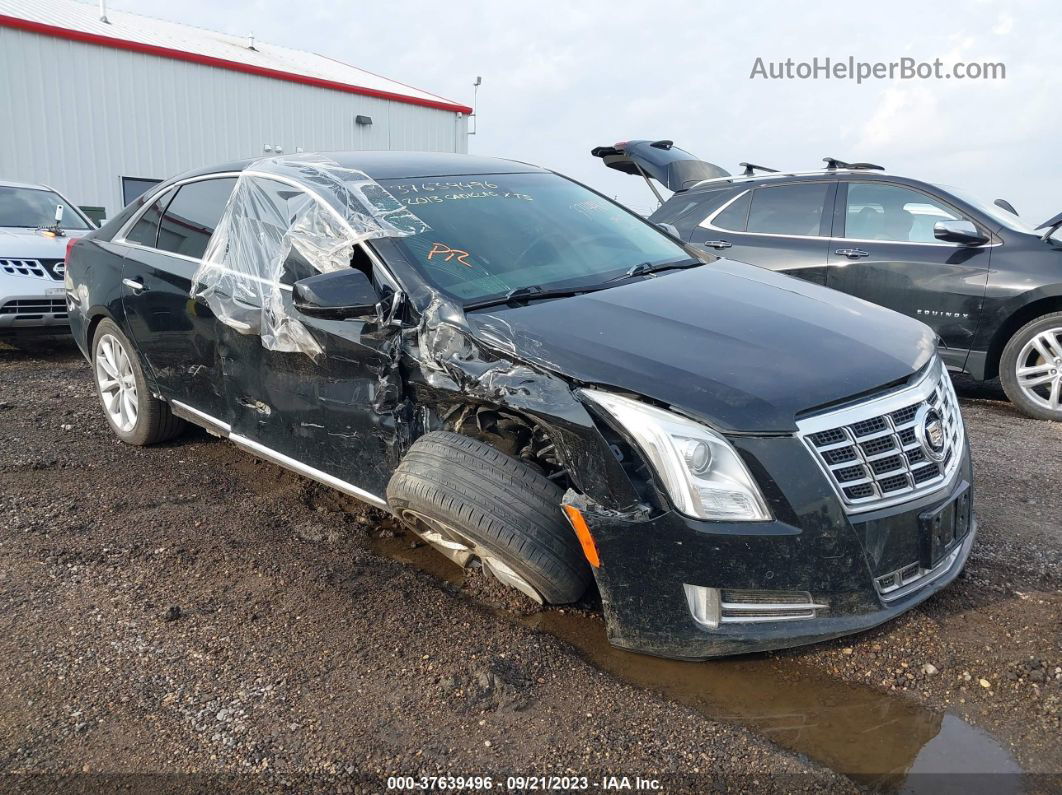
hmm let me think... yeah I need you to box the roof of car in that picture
[178,152,545,183]
[0,179,55,191]
[686,168,898,192]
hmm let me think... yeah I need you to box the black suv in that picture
[595,140,1062,421]
[65,152,973,659]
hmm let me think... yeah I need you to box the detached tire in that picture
[91,318,186,445]
[1000,311,1062,421]
[386,431,591,604]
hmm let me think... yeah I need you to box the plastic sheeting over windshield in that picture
[191,154,428,357]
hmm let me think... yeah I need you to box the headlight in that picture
[580,390,771,522]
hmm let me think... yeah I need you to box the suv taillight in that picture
[65,236,78,260]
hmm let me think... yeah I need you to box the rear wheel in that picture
[1000,312,1062,421]
[386,431,591,604]
[91,319,186,445]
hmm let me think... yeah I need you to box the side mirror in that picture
[293,269,380,320]
[933,219,989,246]
[656,222,681,238]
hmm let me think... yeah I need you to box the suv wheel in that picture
[1000,311,1062,421]
[386,431,592,604]
[91,319,186,444]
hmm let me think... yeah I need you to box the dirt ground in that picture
[0,339,1058,793]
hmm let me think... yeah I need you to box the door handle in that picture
[835,248,869,259]
[122,278,145,292]
[702,240,733,250]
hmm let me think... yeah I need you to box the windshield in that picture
[936,183,1039,234]
[0,186,92,230]
[378,172,689,303]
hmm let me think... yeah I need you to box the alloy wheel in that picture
[1015,327,1062,413]
[95,333,139,432]
[398,509,544,604]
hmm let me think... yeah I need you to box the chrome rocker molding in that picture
[169,399,388,510]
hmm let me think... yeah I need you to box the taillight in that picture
[65,236,78,260]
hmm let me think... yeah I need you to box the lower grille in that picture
[798,359,964,513]
[874,533,971,602]
[0,299,68,320]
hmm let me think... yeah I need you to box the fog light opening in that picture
[684,584,827,629]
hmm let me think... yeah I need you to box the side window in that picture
[711,190,751,232]
[157,178,237,259]
[248,178,319,286]
[249,177,377,288]
[844,183,963,244]
[124,189,174,247]
[747,183,830,236]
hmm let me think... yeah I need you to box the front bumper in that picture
[573,442,975,660]
[0,271,70,334]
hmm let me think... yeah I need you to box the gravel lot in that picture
[0,339,1058,793]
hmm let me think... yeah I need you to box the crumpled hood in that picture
[0,227,89,258]
[467,259,937,433]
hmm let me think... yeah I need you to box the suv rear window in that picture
[157,178,237,259]
[712,191,752,231]
[747,183,829,237]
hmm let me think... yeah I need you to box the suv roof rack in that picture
[823,157,884,171]
[739,162,778,177]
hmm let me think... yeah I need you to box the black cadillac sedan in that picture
[64,152,974,659]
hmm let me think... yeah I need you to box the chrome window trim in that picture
[698,182,1000,248]
[796,360,965,515]
[170,400,388,509]
[113,171,402,294]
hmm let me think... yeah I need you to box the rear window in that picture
[746,183,829,237]
[125,189,173,248]
[712,191,752,231]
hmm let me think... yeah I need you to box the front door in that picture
[216,176,406,501]
[690,181,836,285]
[827,181,992,370]
[120,176,237,421]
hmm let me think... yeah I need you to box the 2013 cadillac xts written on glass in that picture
[64,151,974,659]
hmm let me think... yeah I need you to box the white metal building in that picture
[0,0,472,222]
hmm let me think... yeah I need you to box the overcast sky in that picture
[111,0,1060,222]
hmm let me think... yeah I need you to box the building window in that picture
[78,206,107,226]
[121,177,163,207]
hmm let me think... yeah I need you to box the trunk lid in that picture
[591,140,730,193]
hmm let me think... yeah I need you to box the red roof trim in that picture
[0,14,474,115]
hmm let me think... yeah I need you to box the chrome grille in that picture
[798,361,964,513]
[1,258,64,281]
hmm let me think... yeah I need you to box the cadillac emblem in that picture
[915,406,947,462]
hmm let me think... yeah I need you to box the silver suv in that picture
[0,180,95,338]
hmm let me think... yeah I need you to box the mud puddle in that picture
[369,531,1021,791]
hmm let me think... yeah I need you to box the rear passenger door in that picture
[690,181,836,285]
[119,176,237,421]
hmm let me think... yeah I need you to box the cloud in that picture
[110,0,1062,221]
